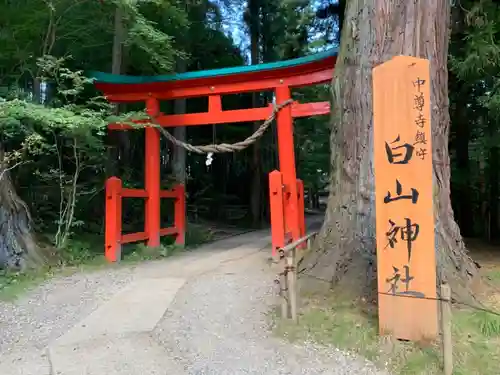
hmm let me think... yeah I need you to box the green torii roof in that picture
[89,48,338,85]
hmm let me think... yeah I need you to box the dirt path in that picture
[0,228,387,375]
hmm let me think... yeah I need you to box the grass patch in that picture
[123,242,183,261]
[451,309,500,374]
[185,224,215,247]
[0,268,55,301]
[120,224,214,261]
[485,269,500,284]
[274,292,500,375]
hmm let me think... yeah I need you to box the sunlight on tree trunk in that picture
[302,0,478,303]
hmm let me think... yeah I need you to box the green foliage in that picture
[294,85,331,192]
[0,0,331,271]
[0,268,55,301]
[185,225,215,247]
[0,57,113,251]
[450,1,500,81]
[127,243,179,260]
[123,0,189,73]
[0,0,191,81]
[473,310,500,337]
[277,0,316,58]
[276,293,500,375]
[58,238,99,265]
[448,0,500,239]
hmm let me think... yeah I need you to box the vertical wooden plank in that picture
[145,97,161,247]
[293,247,300,318]
[373,56,438,341]
[441,283,453,375]
[296,179,306,241]
[275,86,301,244]
[208,94,222,113]
[105,177,122,262]
[280,264,289,319]
[269,170,285,257]
[174,184,186,246]
[286,252,297,322]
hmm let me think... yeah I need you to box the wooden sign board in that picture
[373,56,438,341]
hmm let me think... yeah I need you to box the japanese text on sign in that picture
[373,56,438,341]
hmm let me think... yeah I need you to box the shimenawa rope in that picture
[147,99,294,154]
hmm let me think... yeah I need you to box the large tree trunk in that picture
[0,148,43,270]
[247,0,263,228]
[173,57,187,186]
[302,0,478,303]
[108,5,129,175]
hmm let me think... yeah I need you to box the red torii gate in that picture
[91,49,336,261]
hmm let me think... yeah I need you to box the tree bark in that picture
[302,0,478,303]
[173,57,187,236]
[173,58,187,186]
[0,147,43,270]
[108,5,129,175]
[249,1,262,228]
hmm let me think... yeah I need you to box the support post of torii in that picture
[275,86,301,246]
[145,97,161,247]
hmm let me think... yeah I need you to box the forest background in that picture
[0,0,498,269]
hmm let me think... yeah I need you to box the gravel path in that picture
[153,249,387,375]
[0,228,387,375]
[0,269,134,352]
[0,232,262,355]
[0,267,135,374]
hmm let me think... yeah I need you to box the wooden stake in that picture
[440,283,453,375]
[293,247,299,313]
[280,260,288,318]
[286,252,297,322]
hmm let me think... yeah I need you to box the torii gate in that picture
[91,48,337,261]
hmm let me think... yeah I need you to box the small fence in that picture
[275,231,318,322]
[104,176,185,262]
